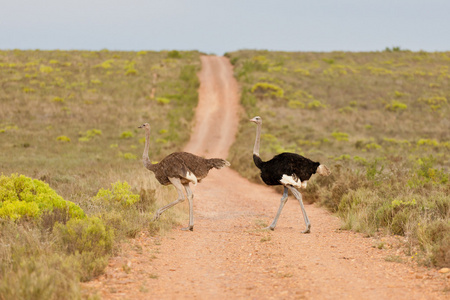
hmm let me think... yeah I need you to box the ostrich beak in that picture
[138,124,143,128]
[249,117,257,123]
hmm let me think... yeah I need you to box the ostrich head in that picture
[317,165,331,176]
[250,116,262,124]
[138,123,150,129]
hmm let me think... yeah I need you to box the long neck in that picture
[143,128,156,171]
[253,122,262,157]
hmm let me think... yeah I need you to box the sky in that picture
[1,0,449,55]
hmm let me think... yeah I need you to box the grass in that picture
[384,255,404,263]
[225,50,450,268]
[0,49,201,299]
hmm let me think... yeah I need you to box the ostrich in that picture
[250,116,331,233]
[139,123,230,231]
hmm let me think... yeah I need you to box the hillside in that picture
[226,50,449,267]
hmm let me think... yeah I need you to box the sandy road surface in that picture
[83,56,448,299]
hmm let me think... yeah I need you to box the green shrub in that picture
[0,252,81,300]
[365,142,382,150]
[120,131,134,139]
[39,65,54,73]
[120,152,137,160]
[385,100,407,112]
[414,156,448,185]
[418,95,447,111]
[90,79,102,85]
[78,129,102,142]
[179,65,199,87]
[294,68,310,76]
[394,90,406,98]
[52,96,64,102]
[417,139,439,147]
[331,131,349,141]
[23,87,36,93]
[167,50,181,59]
[155,97,171,105]
[125,68,138,76]
[0,174,85,221]
[307,99,326,110]
[56,135,71,142]
[376,198,417,235]
[418,219,450,266]
[54,216,114,280]
[95,59,114,69]
[288,100,306,109]
[251,82,284,98]
[338,188,381,235]
[93,181,140,207]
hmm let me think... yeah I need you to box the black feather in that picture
[254,152,320,186]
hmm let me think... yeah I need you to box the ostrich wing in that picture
[160,153,199,185]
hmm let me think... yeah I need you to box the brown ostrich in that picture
[139,123,230,231]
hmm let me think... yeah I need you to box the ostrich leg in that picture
[265,187,289,230]
[182,183,194,231]
[152,177,186,222]
[287,186,311,233]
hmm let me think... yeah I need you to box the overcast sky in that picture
[1,0,449,54]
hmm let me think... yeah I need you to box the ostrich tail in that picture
[208,158,231,169]
[317,164,331,176]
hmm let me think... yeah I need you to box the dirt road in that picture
[83,56,448,299]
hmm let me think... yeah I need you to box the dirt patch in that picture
[82,56,449,299]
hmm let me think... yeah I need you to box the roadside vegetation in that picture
[0,49,201,299]
[225,50,450,268]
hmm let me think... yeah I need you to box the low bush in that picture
[251,82,284,98]
[0,174,85,222]
[0,221,82,300]
[56,135,71,142]
[54,216,114,280]
[327,157,450,266]
[385,100,407,112]
[93,181,140,207]
[120,131,134,139]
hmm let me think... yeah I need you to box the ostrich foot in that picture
[181,225,193,231]
[302,225,311,234]
[263,226,275,231]
[152,212,161,222]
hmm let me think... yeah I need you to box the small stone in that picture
[438,268,449,274]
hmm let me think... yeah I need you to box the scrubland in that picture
[1,48,449,299]
[0,49,200,299]
[225,50,449,268]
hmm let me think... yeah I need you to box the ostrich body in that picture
[139,123,230,231]
[250,116,330,233]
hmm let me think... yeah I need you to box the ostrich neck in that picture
[143,129,156,171]
[253,122,262,156]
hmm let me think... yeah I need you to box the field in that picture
[225,50,449,267]
[0,49,200,299]
[1,49,449,299]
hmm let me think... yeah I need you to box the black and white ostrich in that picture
[250,116,331,233]
[139,123,230,231]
